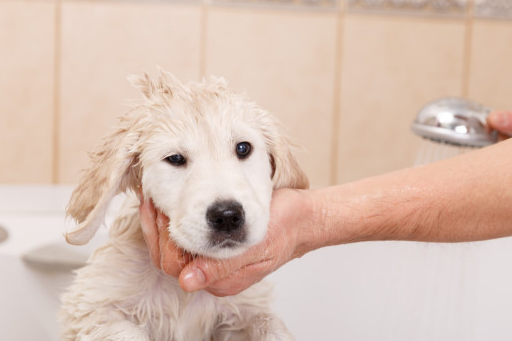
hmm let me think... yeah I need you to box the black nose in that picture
[206,200,245,233]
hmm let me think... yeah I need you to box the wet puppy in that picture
[59,70,308,341]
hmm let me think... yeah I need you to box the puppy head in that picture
[65,70,308,258]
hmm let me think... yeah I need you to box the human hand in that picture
[139,188,192,277]
[487,111,512,141]
[139,188,314,296]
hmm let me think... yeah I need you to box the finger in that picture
[204,259,273,296]
[178,249,274,294]
[139,193,161,269]
[158,221,187,276]
[159,241,189,277]
[488,111,512,135]
[155,210,192,277]
[206,275,261,297]
[178,255,250,293]
[155,209,169,233]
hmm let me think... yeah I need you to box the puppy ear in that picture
[260,114,309,190]
[269,143,309,190]
[127,68,186,102]
[127,72,157,100]
[65,115,141,245]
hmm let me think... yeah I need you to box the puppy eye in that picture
[235,142,252,159]
[165,154,186,166]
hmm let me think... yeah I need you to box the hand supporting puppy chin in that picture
[139,188,313,297]
[139,189,192,278]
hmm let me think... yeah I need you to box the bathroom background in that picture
[3,0,512,187]
[2,0,512,340]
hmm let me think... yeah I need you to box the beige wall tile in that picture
[469,20,512,110]
[0,1,55,184]
[59,2,202,183]
[205,8,338,188]
[336,15,466,183]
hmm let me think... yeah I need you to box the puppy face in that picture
[64,70,308,258]
[141,106,273,258]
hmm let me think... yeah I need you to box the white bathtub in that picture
[1,185,512,341]
[0,186,108,341]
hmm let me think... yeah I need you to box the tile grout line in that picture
[199,0,209,78]
[52,0,62,185]
[461,0,474,98]
[329,2,344,186]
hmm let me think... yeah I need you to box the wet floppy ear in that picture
[261,115,309,190]
[65,117,141,245]
[268,144,309,190]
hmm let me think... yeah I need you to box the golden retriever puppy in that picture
[59,69,308,341]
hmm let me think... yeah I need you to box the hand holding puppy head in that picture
[140,187,313,297]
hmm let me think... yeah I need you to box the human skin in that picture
[140,111,512,297]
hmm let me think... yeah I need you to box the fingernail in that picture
[181,267,206,292]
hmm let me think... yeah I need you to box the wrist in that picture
[276,188,318,259]
[306,179,424,246]
[292,187,342,257]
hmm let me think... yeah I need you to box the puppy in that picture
[59,69,309,341]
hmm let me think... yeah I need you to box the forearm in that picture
[303,139,512,251]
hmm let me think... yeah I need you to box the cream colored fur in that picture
[59,70,308,341]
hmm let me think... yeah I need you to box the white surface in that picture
[1,186,512,340]
[0,186,72,341]
[0,186,108,341]
[270,240,512,341]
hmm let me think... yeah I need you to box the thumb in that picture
[178,256,242,293]
[488,111,512,135]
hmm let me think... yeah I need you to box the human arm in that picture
[311,138,512,245]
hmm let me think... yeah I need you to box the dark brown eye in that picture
[235,142,252,159]
[165,154,186,166]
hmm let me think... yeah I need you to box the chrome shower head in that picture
[411,97,498,148]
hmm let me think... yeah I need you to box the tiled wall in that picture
[1,0,512,187]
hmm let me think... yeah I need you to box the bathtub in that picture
[0,185,108,341]
[2,185,512,341]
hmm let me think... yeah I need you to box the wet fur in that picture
[59,70,308,341]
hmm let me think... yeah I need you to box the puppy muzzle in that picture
[206,200,246,247]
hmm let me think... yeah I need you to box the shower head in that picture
[411,97,498,148]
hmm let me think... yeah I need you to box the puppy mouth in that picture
[173,236,245,259]
[175,236,249,260]
[168,226,248,260]
[183,239,246,257]
[209,229,247,249]
[212,239,244,249]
